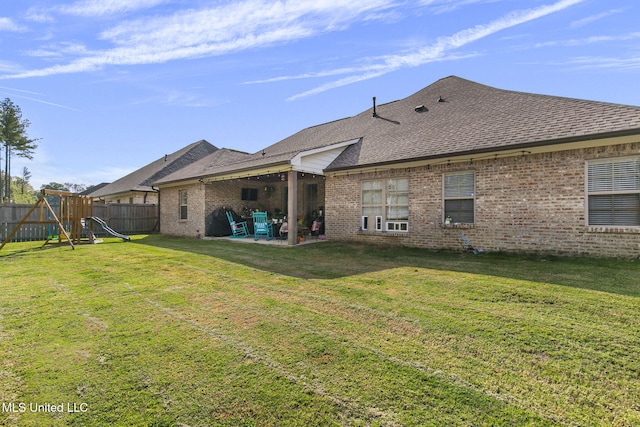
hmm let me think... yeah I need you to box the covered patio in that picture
[203,170,326,245]
[153,138,359,245]
[196,139,359,245]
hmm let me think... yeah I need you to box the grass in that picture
[0,234,639,426]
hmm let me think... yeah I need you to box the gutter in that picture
[153,160,292,187]
[324,128,640,173]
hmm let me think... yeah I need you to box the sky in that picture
[1,0,639,191]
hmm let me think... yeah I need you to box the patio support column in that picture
[287,170,297,245]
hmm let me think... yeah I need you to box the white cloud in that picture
[129,87,225,108]
[24,9,56,23]
[0,61,24,74]
[27,42,95,60]
[534,32,640,48]
[58,0,169,16]
[563,55,640,71]
[570,8,624,28]
[100,0,395,47]
[0,17,26,32]
[0,85,79,111]
[417,0,504,15]
[2,0,397,80]
[285,0,586,99]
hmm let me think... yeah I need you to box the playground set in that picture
[0,189,129,251]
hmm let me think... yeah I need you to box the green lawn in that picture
[1,235,639,426]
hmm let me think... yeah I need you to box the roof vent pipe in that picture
[372,96,377,118]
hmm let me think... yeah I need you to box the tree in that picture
[0,98,38,202]
[21,167,31,194]
[41,182,69,192]
[10,176,38,204]
[64,182,88,193]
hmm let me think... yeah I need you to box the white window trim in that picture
[386,221,409,232]
[361,178,409,233]
[585,155,640,227]
[443,171,476,224]
[179,189,188,221]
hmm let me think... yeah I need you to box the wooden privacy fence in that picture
[1,203,159,243]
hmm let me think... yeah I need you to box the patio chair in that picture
[225,211,249,238]
[252,211,273,241]
[310,219,323,239]
[278,221,289,243]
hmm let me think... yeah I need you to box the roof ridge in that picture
[305,115,353,130]
[444,75,640,109]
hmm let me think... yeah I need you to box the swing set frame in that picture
[0,189,95,251]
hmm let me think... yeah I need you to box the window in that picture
[385,178,409,231]
[179,190,188,220]
[361,178,409,232]
[444,171,475,223]
[241,188,258,201]
[587,157,640,226]
[305,183,319,219]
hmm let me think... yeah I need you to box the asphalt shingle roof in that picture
[153,76,640,184]
[326,76,640,170]
[153,148,253,184]
[88,139,218,198]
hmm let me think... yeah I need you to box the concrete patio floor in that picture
[203,235,326,246]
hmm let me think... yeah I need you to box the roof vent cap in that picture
[414,105,427,112]
[437,96,445,103]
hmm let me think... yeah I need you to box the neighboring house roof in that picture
[155,76,640,184]
[88,140,218,198]
[153,148,253,185]
[80,182,109,196]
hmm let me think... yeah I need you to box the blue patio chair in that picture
[252,211,273,241]
[225,211,249,238]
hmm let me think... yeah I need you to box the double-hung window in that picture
[179,190,188,220]
[385,178,409,231]
[361,178,409,232]
[444,171,475,224]
[587,157,640,226]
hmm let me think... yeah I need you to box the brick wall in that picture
[203,175,325,221]
[204,180,285,217]
[326,142,640,257]
[159,183,205,238]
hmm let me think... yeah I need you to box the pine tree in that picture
[0,98,38,202]
[21,167,32,194]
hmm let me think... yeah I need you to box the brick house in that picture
[154,76,640,256]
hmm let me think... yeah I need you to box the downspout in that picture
[152,186,160,232]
